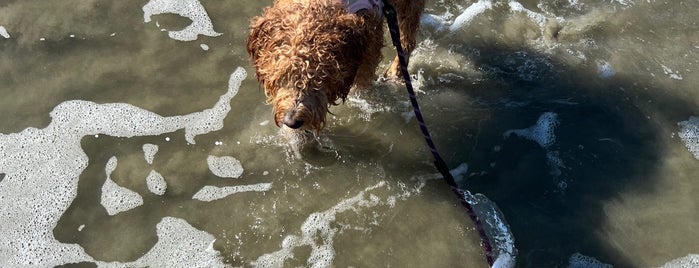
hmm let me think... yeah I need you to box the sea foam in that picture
[142,0,222,41]
[0,68,246,267]
[678,117,699,159]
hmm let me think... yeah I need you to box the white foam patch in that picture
[504,112,559,148]
[207,155,244,178]
[143,143,159,164]
[508,1,548,27]
[449,0,492,32]
[678,116,699,160]
[659,254,699,268]
[192,183,273,202]
[504,112,568,190]
[100,157,144,215]
[0,26,9,38]
[567,252,612,268]
[0,68,245,266]
[146,170,167,195]
[142,0,222,41]
[250,181,435,267]
[98,217,227,267]
[49,68,245,145]
[420,13,449,33]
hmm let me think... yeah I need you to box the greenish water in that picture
[1,0,698,267]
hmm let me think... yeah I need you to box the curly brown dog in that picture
[247,0,425,132]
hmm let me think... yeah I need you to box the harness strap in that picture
[381,1,495,266]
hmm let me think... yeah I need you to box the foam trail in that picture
[251,182,389,268]
[0,26,9,38]
[142,0,222,41]
[449,0,493,32]
[192,183,273,202]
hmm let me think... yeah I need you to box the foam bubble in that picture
[0,26,9,38]
[567,252,612,268]
[192,183,272,202]
[143,143,159,164]
[659,254,699,268]
[142,0,222,41]
[504,112,559,148]
[678,117,699,159]
[100,157,144,215]
[207,155,244,178]
[200,43,209,51]
[146,170,167,195]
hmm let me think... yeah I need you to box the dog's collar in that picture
[342,0,383,20]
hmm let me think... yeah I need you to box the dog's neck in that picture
[341,0,383,19]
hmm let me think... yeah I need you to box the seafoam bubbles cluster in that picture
[100,157,144,215]
[146,170,168,195]
[567,252,613,268]
[142,0,222,41]
[207,155,244,179]
[47,68,245,145]
[659,254,699,268]
[678,117,699,160]
[505,112,568,190]
[192,183,272,202]
[143,143,159,164]
[505,112,559,148]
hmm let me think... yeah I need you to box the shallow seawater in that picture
[0,0,697,267]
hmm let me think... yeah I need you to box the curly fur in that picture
[247,0,425,132]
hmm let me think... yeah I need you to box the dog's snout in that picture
[283,112,304,129]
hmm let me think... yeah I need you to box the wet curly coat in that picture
[247,0,425,132]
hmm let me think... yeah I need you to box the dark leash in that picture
[380,1,495,266]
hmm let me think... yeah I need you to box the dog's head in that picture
[268,85,331,132]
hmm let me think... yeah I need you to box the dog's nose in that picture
[282,113,304,129]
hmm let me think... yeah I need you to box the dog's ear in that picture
[245,16,267,62]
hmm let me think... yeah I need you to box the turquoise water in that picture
[1,0,698,267]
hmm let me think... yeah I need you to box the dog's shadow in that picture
[405,33,698,266]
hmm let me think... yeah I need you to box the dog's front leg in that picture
[383,0,426,79]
